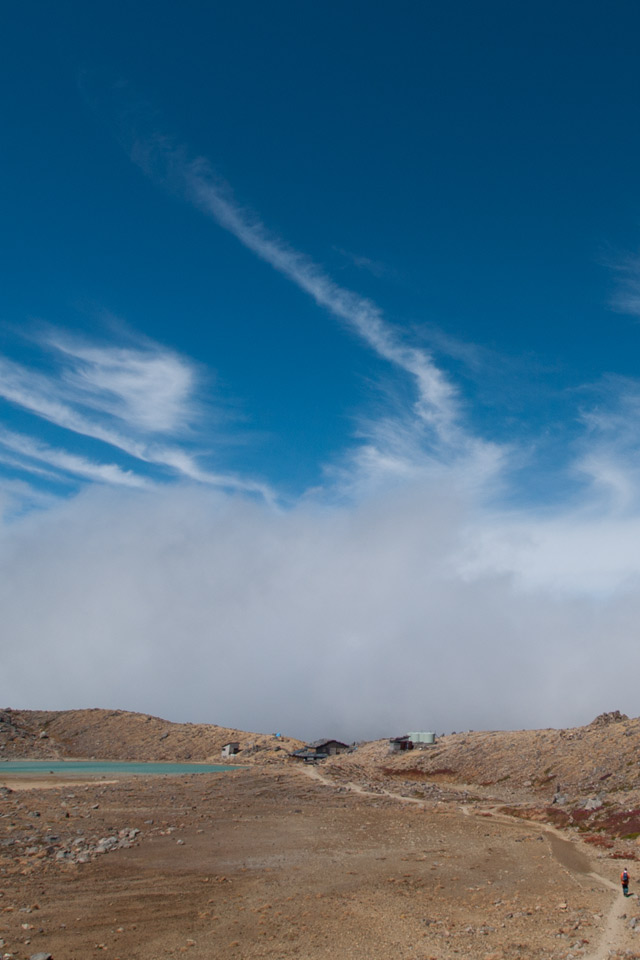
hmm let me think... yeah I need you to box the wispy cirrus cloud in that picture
[0,427,148,489]
[570,375,640,513]
[333,246,394,279]
[80,86,640,516]
[128,139,475,462]
[121,136,514,508]
[610,253,640,317]
[0,333,275,510]
[0,448,63,481]
[79,77,505,481]
[49,335,198,434]
[184,160,463,445]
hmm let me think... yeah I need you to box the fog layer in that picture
[2,482,636,742]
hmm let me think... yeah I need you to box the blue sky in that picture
[3,3,640,738]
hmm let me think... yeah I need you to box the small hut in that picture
[291,738,349,762]
[306,738,349,756]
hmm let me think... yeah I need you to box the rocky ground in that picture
[2,709,640,959]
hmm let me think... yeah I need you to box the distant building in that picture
[407,732,436,745]
[389,732,436,753]
[307,738,349,756]
[221,741,240,759]
[291,738,350,762]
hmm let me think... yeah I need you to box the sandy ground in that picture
[1,764,639,960]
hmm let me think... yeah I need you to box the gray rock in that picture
[30,953,52,960]
[95,836,118,853]
[118,827,139,840]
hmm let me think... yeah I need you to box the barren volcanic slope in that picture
[0,708,303,763]
[326,711,640,858]
[2,709,640,959]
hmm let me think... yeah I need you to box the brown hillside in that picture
[0,707,303,763]
[328,710,639,801]
[318,711,640,851]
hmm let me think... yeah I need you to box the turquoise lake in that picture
[0,760,243,776]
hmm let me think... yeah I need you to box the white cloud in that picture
[0,338,275,502]
[1,482,639,740]
[127,141,518,508]
[0,477,60,521]
[568,375,640,513]
[334,246,392,278]
[0,428,149,489]
[5,133,640,739]
[458,507,640,596]
[0,449,64,482]
[183,162,463,445]
[130,141,478,463]
[610,253,640,316]
[48,336,197,434]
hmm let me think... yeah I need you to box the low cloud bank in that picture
[1,483,638,742]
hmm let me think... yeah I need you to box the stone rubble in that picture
[1,825,141,865]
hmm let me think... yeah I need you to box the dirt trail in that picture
[301,765,426,805]
[462,803,637,960]
[537,832,626,959]
[460,804,635,960]
[466,806,634,960]
[302,764,638,960]
[584,882,624,960]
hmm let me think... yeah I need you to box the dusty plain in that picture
[2,709,640,960]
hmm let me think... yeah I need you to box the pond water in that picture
[0,760,243,776]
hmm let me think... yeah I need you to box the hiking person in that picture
[621,867,630,896]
